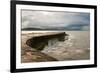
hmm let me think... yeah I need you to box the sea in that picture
[22,31,90,60]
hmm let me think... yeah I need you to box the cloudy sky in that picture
[22,10,90,30]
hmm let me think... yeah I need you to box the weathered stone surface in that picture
[21,48,57,63]
[21,32,60,63]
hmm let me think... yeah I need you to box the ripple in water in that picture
[41,31,90,60]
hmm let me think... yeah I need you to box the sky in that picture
[22,10,90,30]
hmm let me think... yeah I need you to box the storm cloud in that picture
[22,10,90,30]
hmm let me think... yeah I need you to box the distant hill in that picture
[22,27,64,31]
[22,27,88,31]
[22,28,43,30]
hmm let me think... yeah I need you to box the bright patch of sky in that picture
[22,10,90,30]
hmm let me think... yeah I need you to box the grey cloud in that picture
[22,10,90,30]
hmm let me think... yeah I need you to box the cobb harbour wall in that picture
[21,32,68,63]
[26,32,68,50]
